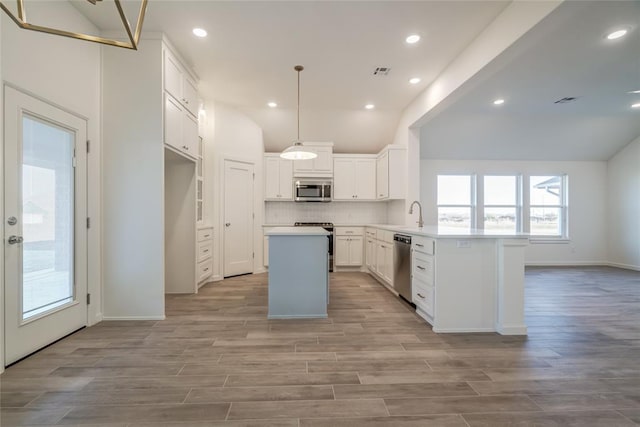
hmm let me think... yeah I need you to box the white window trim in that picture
[481,174,522,232]
[436,174,477,229]
[527,174,568,240]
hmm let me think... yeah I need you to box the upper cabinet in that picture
[293,144,333,178]
[164,49,198,117]
[376,145,406,200]
[333,155,376,200]
[163,46,199,159]
[264,154,293,200]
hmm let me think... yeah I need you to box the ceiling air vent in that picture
[373,67,391,76]
[554,96,579,104]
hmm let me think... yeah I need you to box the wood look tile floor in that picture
[1,266,640,426]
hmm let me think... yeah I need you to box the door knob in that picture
[8,235,23,245]
[225,223,231,227]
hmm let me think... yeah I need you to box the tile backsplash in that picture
[265,201,388,225]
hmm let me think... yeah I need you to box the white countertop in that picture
[368,224,529,239]
[266,226,329,236]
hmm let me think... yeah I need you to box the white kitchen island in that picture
[266,227,329,319]
[369,225,530,335]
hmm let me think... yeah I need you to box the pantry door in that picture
[223,159,254,277]
[4,86,87,365]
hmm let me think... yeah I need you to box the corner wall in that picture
[420,159,608,265]
[607,136,640,270]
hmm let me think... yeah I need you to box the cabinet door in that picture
[376,241,385,277]
[335,236,350,266]
[349,236,363,266]
[383,244,394,284]
[182,112,199,158]
[182,77,198,116]
[313,147,333,173]
[355,159,376,200]
[164,94,183,152]
[264,157,280,199]
[365,238,375,269]
[376,152,389,199]
[278,159,293,200]
[164,52,182,102]
[333,158,355,200]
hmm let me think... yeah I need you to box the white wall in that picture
[204,102,265,279]
[421,159,608,265]
[608,136,640,270]
[1,5,102,370]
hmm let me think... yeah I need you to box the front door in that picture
[4,86,88,365]
[223,159,254,277]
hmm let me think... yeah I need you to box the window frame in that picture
[436,174,477,229]
[526,174,569,240]
[480,174,522,233]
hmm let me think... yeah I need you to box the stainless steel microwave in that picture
[294,180,332,202]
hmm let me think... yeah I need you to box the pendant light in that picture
[280,65,317,160]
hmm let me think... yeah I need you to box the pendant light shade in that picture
[280,65,317,160]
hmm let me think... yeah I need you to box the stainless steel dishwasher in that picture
[393,234,413,303]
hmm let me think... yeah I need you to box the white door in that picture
[4,86,87,365]
[333,159,355,200]
[223,160,254,277]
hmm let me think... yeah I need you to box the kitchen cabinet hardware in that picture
[415,243,424,247]
[417,293,425,299]
[417,265,426,270]
[225,223,231,227]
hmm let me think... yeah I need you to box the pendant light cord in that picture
[295,65,304,143]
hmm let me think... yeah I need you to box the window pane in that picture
[22,114,75,320]
[438,207,471,229]
[437,175,471,205]
[484,207,517,232]
[484,175,516,205]
[530,207,561,236]
[530,175,561,205]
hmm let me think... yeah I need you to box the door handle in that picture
[225,223,231,227]
[8,235,23,245]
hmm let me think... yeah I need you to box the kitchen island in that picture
[367,225,530,335]
[266,227,329,319]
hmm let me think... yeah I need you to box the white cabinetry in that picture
[164,49,198,116]
[197,227,214,286]
[412,236,435,321]
[333,156,376,200]
[264,154,293,200]
[376,145,406,200]
[293,144,333,177]
[335,227,364,267]
[367,228,394,286]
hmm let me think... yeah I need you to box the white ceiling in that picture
[420,1,640,161]
[70,0,510,153]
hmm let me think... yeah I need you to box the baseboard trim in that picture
[268,314,328,319]
[496,324,528,336]
[102,316,166,321]
[525,261,608,267]
[432,326,496,333]
[607,262,640,272]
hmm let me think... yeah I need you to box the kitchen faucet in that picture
[408,201,424,228]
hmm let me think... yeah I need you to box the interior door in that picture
[223,160,254,277]
[4,86,87,365]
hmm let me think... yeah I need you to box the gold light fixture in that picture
[0,0,148,50]
[281,65,317,160]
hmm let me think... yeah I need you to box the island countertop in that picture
[367,224,530,239]
[266,226,329,236]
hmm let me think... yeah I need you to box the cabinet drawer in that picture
[336,226,364,236]
[412,277,434,317]
[198,242,213,263]
[377,229,394,244]
[198,260,213,283]
[365,228,377,238]
[412,236,435,255]
[412,251,434,285]
[197,227,213,242]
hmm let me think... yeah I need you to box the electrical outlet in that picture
[457,240,471,248]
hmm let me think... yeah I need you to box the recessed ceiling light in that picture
[405,34,420,44]
[409,77,421,85]
[192,28,207,38]
[365,104,375,110]
[267,102,277,108]
[632,103,640,109]
[606,29,628,40]
[493,99,505,105]
[628,90,640,94]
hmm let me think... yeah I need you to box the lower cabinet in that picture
[197,226,214,286]
[367,228,393,287]
[411,237,435,321]
[335,227,363,267]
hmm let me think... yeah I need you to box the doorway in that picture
[3,86,88,365]
[223,159,254,277]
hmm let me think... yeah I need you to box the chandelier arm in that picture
[114,0,136,47]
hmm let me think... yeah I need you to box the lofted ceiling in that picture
[420,0,640,161]
[69,0,510,153]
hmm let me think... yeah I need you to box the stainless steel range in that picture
[294,222,334,272]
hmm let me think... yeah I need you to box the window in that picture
[437,175,475,229]
[483,175,520,233]
[529,175,567,237]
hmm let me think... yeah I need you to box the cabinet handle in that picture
[346,231,353,234]
[417,265,426,270]
[415,243,424,248]
[417,293,425,299]
[203,249,209,253]
[204,234,210,238]
[203,267,209,272]
[225,223,231,227]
